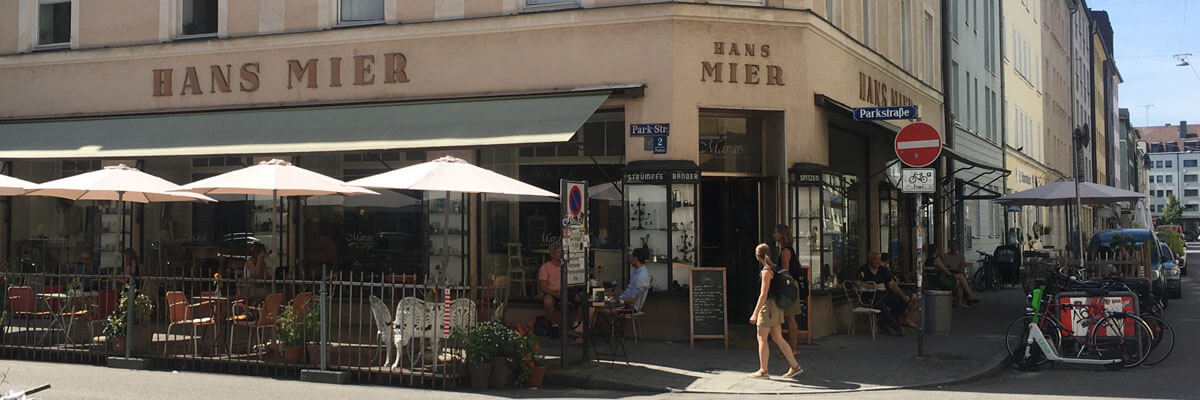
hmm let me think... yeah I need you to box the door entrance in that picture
[700,178,762,322]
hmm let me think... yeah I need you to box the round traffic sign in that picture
[568,186,584,216]
[894,122,942,168]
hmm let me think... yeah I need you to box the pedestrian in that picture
[749,243,803,379]
[772,224,804,357]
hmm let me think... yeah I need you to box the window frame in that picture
[337,0,387,27]
[1186,160,1198,168]
[1166,160,1174,168]
[861,0,875,48]
[178,0,220,40]
[35,0,72,50]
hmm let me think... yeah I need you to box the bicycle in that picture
[1012,288,1124,371]
[1006,281,1155,369]
[971,251,1002,292]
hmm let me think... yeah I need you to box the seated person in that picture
[923,242,979,307]
[539,244,583,332]
[73,251,99,291]
[859,251,908,336]
[572,248,651,341]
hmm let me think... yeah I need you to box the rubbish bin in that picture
[923,290,952,333]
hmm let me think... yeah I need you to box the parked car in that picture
[1088,229,1169,307]
[1160,242,1183,299]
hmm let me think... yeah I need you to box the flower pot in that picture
[284,344,303,364]
[111,325,154,355]
[468,361,491,390]
[528,365,547,388]
[489,357,510,389]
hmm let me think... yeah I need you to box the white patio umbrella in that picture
[0,174,38,196]
[994,180,1146,206]
[25,164,216,359]
[172,159,377,276]
[25,164,217,256]
[347,155,557,283]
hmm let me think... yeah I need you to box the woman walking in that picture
[749,243,804,379]
[773,224,804,356]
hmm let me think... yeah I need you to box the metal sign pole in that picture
[915,192,924,358]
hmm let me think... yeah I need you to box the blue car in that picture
[1160,243,1183,299]
[1088,229,1169,307]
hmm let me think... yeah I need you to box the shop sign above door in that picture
[701,42,784,86]
[151,52,410,97]
[894,122,942,168]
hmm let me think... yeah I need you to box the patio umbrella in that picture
[0,174,38,196]
[25,164,217,256]
[173,159,377,276]
[994,180,1146,206]
[24,164,216,360]
[347,155,557,283]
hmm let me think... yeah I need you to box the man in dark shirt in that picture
[859,251,910,336]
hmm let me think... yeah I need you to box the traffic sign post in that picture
[894,122,942,168]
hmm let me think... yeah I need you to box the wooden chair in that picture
[842,281,880,340]
[228,293,283,356]
[506,243,534,298]
[163,291,216,356]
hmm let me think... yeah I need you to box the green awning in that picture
[0,92,610,159]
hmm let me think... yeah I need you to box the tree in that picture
[1161,194,1183,226]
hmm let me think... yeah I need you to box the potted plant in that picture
[454,327,494,390]
[104,287,153,354]
[513,322,546,388]
[277,299,319,364]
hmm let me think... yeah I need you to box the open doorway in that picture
[700,177,765,322]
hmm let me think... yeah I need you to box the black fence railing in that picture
[1,271,481,388]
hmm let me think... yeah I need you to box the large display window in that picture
[625,161,699,292]
[788,163,860,290]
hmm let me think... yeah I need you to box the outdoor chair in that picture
[487,276,510,322]
[291,292,313,316]
[842,281,881,340]
[228,293,283,357]
[6,286,50,336]
[163,291,216,356]
[506,243,534,299]
[368,295,397,368]
[391,296,477,369]
[619,285,651,343]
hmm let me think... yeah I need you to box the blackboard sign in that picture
[689,267,728,348]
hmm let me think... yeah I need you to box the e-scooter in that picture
[1014,288,1124,371]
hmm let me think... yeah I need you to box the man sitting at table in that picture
[860,251,909,336]
[539,244,583,334]
[73,251,99,291]
[572,248,651,341]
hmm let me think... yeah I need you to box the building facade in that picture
[0,0,945,341]
[945,0,1005,262]
[1142,122,1200,232]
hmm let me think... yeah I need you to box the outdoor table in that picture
[585,299,629,366]
[37,291,98,344]
[194,294,232,355]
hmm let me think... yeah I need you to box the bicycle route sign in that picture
[894,122,942,167]
[901,168,936,193]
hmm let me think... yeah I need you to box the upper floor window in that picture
[339,0,385,24]
[1166,160,1174,168]
[526,0,580,7]
[1187,175,1199,183]
[1157,160,1165,168]
[861,0,875,48]
[1186,160,1198,168]
[37,0,71,47]
[826,0,842,27]
[181,0,218,37]
[1167,175,1174,183]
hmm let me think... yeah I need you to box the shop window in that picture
[339,0,384,24]
[60,159,99,177]
[181,0,218,37]
[698,114,764,175]
[37,0,71,47]
[1185,159,1198,167]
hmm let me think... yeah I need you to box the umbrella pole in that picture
[443,191,451,286]
[276,189,282,289]
[119,191,133,360]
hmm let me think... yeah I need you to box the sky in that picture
[1089,0,1198,128]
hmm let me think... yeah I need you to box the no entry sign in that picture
[894,122,942,168]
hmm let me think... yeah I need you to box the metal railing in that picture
[0,271,482,388]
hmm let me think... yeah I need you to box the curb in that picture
[547,349,1012,395]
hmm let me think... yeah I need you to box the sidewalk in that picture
[543,288,1024,394]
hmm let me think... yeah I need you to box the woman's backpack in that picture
[769,267,800,309]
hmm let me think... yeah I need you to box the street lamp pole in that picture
[1073,128,1086,270]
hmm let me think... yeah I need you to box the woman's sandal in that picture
[748,371,770,379]
[782,365,804,379]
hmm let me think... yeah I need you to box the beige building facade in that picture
[0,1,942,341]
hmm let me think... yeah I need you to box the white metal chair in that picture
[843,281,880,340]
[368,295,396,367]
[620,285,651,342]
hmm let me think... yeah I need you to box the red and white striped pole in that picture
[442,287,451,337]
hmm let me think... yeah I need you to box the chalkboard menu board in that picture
[689,267,727,348]
[795,265,811,344]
